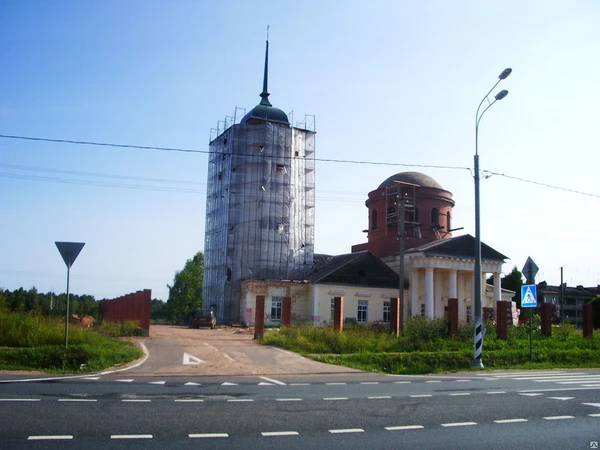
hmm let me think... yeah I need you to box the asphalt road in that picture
[1,327,600,449]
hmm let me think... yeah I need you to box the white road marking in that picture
[368,396,391,399]
[58,398,97,402]
[0,398,40,402]
[426,380,441,383]
[261,431,299,436]
[289,383,310,386]
[324,397,348,401]
[189,433,228,438]
[258,382,274,385]
[548,397,574,401]
[183,353,205,365]
[361,382,379,385]
[329,428,364,434]
[442,422,477,427]
[394,381,412,384]
[221,382,238,386]
[116,379,134,383]
[223,354,235,362]
[149,381,166,385]
[589,414,600,417]
[28,436,73,440]
[456,379,472,382]
[326,382,347,385]
[520,387,600,393]
[184,382,201,386]
[175,399,204,402]
[121,399,151,402]
[111,434,153,439]
[203,343,218,351]
[533,375,600,382]
[260,376,286,385]
[494,418,528,424]
[582,384,600,387]
[488,371,574,378]
[82,377,100,380]
[486,391,506,394]
[582,403,600,409]
[449,393,471,396]
[543,416,575,420]
[227,399,254,402]
[385,425,424,431]
[410,395,432,398]
[519,393,543,397]
[276,398,302,402]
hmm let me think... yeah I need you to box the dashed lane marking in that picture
[326,382,347,385]
[189,433,228,438]
[184,382,201,386]
[543,416,575,420]
[58,399,97,402]
[276,398,302,402]
[410,394,432,398]
[441,422,477,427]
[261,431,299,437]
[221,382,238,386]
[494,419,528,424]
[519,393,543,397]
[486,391,506,394]
[449,393,471,396]
[175,399,204,402]
[385,425,424,431]
[547,397,574,401]
[149,381,166,385]
[329,428,364,434]
[0,399,40,402]
[115,379,134,383]
[361,382,379,385]
[227,399,254,402]
[368,396,391,399]
[324,397,348,401]
[28,436,73,440]
[121,399,151,403]
[111,434,153,439]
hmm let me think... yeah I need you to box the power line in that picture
[0,133,469,171]
[1,133,599,198]
[483,170,600,199]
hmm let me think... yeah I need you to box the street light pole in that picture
[473,68,511,368]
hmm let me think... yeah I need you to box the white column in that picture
[493,272,501,303]
[449,270,458,299]
[410,269,420,317]
[425,268,434,319]
[434,272,443,318]
[457,272,465,321]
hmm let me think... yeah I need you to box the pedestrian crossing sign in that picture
[521,284,537,308]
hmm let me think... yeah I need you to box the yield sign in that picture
[183,353,205,365]
[55,242,85,268]
[522,257,539,284]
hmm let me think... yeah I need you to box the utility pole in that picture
[398,192,405,333]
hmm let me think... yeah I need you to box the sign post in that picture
[521,284,538,362]
[55,242,85,347]
[522,257,539,363]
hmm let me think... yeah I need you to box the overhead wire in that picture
[1,133,599,198]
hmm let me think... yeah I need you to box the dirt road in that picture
[125,325,361,377]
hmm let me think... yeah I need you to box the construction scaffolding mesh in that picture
[203,119,316,323]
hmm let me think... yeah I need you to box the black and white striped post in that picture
[473,68,511,368]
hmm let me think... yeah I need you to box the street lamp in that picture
[473,68,511,368]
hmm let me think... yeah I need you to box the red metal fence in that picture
[98,289,151,336]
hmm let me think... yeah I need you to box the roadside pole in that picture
[521,257,539,363]
[55,242,85,347]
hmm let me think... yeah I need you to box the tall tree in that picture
[167,251,204,318]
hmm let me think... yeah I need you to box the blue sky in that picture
[1,0,599,300]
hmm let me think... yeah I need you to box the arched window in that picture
[431,208,439,227]
[371,209,378,230]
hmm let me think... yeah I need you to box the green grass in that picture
[261,318,600,374]
[0,310,144,373]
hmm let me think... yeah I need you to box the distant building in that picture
[536,282,598,327]
[203,39,315,323]
[353,172,511,322]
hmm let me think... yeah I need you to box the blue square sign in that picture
[521,284,537,308]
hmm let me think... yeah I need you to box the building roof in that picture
[240,39,289,126]
[309,251,400,288]
[406,234,508,262]
[378,172,444,190]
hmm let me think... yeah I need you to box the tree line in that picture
[0,251,206,324]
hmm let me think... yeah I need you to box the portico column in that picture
[410,269,419,317]
[457,272,465,321]
[449,270,458,299]
[425,268,434,319]
[493,272,501,303]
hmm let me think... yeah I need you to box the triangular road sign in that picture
[55,242,85,268]
[183,353,205,365]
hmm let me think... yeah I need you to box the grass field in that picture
[262,317,600,374]
[0,310,143,373]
